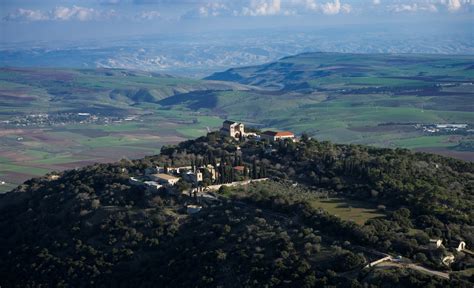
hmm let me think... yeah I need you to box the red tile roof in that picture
[262,131,294,137]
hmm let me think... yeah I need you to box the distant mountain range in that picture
[2,29,473,77]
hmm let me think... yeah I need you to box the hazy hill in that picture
[0,67,248,116]
[206,52,474,94]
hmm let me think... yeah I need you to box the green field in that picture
[309,198,385,225]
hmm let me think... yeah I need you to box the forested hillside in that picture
[1,132,473,287]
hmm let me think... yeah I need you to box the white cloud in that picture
[386,0,473,13]
[3,8,49,22]
[3,6,117,22]
[182,2,232,18]
[320,0,351,15]
[137,10,161,20]
[389,2,438,13]
[199,2,230,17]
[241,0,282,16]
[288,0,351,14]
[373,0,381,5]
[52,6,98,21]
[391,4,418,12]
[182,0,355,18]
[447,0,462,11]
[297,0,318,11]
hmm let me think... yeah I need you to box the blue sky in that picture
[1,0,473,43]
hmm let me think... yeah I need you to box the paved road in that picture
[376,261,450,279]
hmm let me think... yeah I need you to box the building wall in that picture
[222,121,245,139]
[275,135,294,141]
[261,134,276,142]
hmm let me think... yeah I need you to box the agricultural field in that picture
[0,114,224,193]
[0,68,237,192]
[199,53,474,155]
[1,53,473,192]
[309,198,386,226]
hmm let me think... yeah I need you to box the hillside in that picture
[1,132,473,287]
[0,67,247,115]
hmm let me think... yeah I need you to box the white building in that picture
[221,120,245,139]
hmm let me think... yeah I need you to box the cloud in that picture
[320,0,351,15]
[200,2,231,17]
[241,0,282,16]
[386,0,473,13]
[137,10,161,20]
[52,6,99,21]
[389,2,438,13]
[183,2,233,18]
[447,0,462,11]
[301,0,318,11]
[373,0,381,5]
[290,0,351,14]
[3,8,49,22]
[184,1,287,18]
[3,6,116,22]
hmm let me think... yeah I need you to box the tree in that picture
[252,159,258,179]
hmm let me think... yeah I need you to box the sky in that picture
[1,0,473,43]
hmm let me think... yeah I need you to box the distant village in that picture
[0,112,141,128]
[415,123,472,134]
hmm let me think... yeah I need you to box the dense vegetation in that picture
[0,132,473,287]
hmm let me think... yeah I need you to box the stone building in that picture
[221,120,245,139]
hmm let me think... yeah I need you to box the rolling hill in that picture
[164,52,474,158]
[0,67,247,116]
[1,52,473,192]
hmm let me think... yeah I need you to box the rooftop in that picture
[153,173,180,180]
[262,131,294,137]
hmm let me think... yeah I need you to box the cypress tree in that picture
[252,159,258,179]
